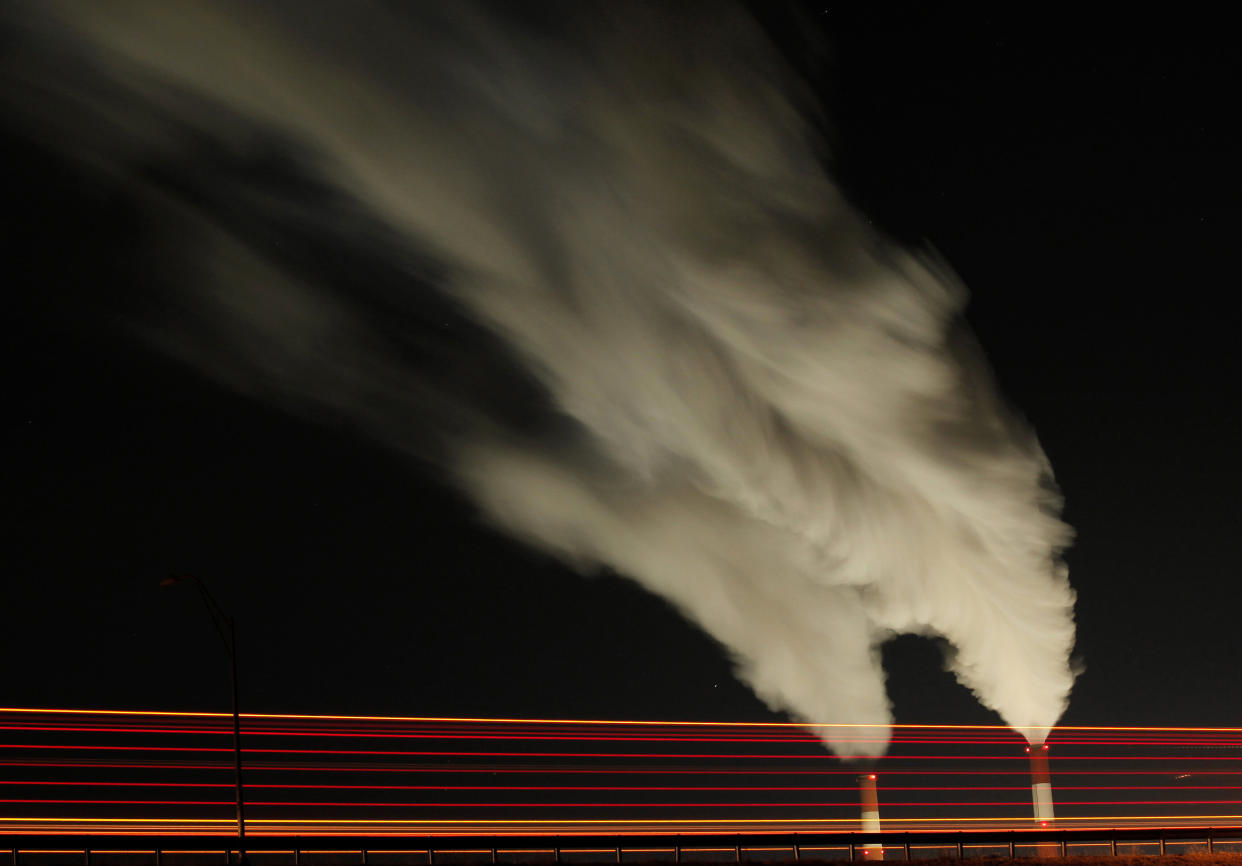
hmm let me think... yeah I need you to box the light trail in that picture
[4,708,1242,838]
[9,781,1242,791]
[10,799,1242,808]
[4,725,1238,748]
[6,744,1241,761]
[5,816,1242,835]
[5,765,1242,775]
[5,707,1242,734]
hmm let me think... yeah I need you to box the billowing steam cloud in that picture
[4,1,1076,755]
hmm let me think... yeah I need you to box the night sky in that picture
[4,6,1239,737]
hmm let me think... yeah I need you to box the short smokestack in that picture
[1026,743,1055,826]
[858,773,883,860]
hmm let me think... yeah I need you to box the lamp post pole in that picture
[226,614,246,853]
[162,576,246,861]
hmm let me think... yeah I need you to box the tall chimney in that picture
[1026,743,1055,826]
[857,773,883,860]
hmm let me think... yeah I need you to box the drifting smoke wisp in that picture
[3,1,1076,755]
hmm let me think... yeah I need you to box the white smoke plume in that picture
[3,1,1076,755]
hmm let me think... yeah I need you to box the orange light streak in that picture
[4,707,1241,733]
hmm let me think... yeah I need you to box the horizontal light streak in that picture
[6,744,1240,761]
[7,798,1242,808]
[9,765,1242,775]
[7,815,1242,825]
[8,781,1242,791]
[6,722,1237,745]
[5,707,1241,734]
[4,726,1237,749]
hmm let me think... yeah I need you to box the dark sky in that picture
[4,7,1239,735]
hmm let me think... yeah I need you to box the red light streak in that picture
[8,743,1242,760]
[9,780,1242,791]
[8,798,1242,808]
[0,744,233,754]
[8,761,1242,776]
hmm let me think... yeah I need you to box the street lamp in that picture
[161,575,247,860]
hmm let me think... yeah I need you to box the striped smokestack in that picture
[857,773,883,860]
[1026,743,1055,826]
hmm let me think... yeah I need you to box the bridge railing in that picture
[4,829,1242,865]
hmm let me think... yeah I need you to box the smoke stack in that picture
[857,773,883,860]
[1026,743,1055,826]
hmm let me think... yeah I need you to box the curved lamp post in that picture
[161,575,246,860]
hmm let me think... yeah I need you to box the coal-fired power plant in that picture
[858,773,883,859]
[1027,743,1055,826]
